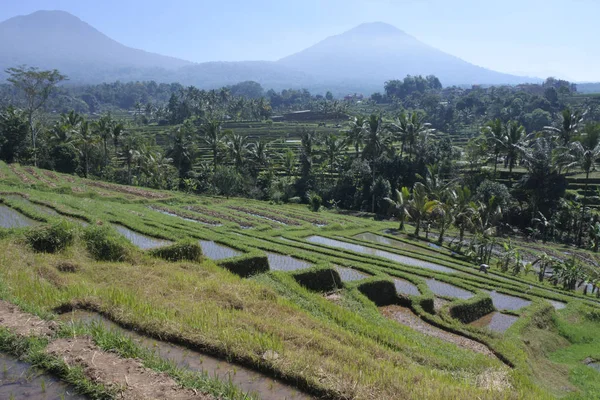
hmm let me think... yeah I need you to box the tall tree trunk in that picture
[578,171,589,247]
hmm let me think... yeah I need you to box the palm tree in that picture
[389,111,435,159]
[321,134,348,176]
[227,134,250,172]
[533,252,554,282]
[482,119,505,177]
[363,114,390,212]
[200,120,225,172]
[544,108,585,146]
[95,113,114,170]
[385,187,410,231]
[281,149,297,177]
[434,190,457,244]
[73,121,98,178]
[167,127,195,179]
[453,186,474,245]
[120,133,142,185]
[562,139,600,246]
[112,121,125,151]
[406,182,438,237]
[248,140,270,174]
[503,121,526,181]
[345,116,367,157]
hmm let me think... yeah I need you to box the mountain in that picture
[278,22,534,88]
[0,12,534,92]
[0,10,192,83]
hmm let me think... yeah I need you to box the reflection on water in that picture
[0,205,38,228]
[199,240,241,260]
[0,352,84,399]
[469,312,518,333]
[306,236,455,273]
[334,265,369,282]
[425,279,473,299]
[485,290,531,311]
[114,225,172,249]
[394,279,420,296]
[266,252,312,271]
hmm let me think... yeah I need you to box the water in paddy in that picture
[485,290,531,311]
[58,311,312,400]
[334,265,369,282]
[66,216,89,227]
[469,312,518,333]
[306,236,455,273]
[150,207,221,226]
[425,279,473,299]
[114,225,172,250]
[588,362,600,372]
[0,205,38,228]
[394,279,420,296]
[242,211,286,225]
[266,252,312,271]
[199,240,241,260]
[0,353,84,399]
[548,300,567,310]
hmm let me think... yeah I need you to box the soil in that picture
[0,300,57,337]
[380,305,495,357]
[47,337,211,400]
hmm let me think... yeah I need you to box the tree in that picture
[363,114,389,212]
[227,134,250,172]
[167,126,195,180]
[503,121,526,181]
[6,66,67,166]
[213,166,242,198]
[562,139,600,246]
[0,106,28,163]
[73,121,98,178]
[544,107,585,146]
[248,140,270,176]
[482,119,504,177]
[390,111,435,159]
[281,149,297,177]
[406,182,438,237]
[200,120,225,172]
[453,186,474,244]
[120,133,143,185]
[346,116,367,157]
[95,113,114,170]
[385,187,410,230]
[321,134,347,176]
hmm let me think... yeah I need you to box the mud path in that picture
[0,300,57,337]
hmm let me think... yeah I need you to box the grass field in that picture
[0,161,600,399]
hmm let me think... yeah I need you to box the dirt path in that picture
[47,337,210,400]
[0,300,57,337]
[381,305,495,357]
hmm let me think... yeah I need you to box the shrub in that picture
[292,266,342,292]
[414,295,435,314]
[83,225,130,262]
[149,239,202,262]
[218,253,269,277]
[308,192,322,212]
[449,293,495,323]
[357,278,398,306]
[26,220,76,253]
[56,261,80,273]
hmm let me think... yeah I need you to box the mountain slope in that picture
[0,10,191,82]
[278,22,534,87]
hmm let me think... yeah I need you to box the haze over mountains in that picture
[0,10,537,93]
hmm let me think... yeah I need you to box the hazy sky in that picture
[1,0,598,81]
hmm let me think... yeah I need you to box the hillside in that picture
[278,22,535,87]
[0,10,192,83]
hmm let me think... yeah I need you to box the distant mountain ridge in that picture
[0,11,537,92]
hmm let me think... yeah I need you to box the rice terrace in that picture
[2,2,600,399]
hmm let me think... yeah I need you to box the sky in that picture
[1,0,598,81]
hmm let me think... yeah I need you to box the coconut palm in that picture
[406,182,439,237]
[73,121,98,178]
[95,113,114,170]
[533,252,554,282]
[482,119,505,177]
[120,133,143,185]
[503,121,526,180]
[562,139,600,246]
[281,149,297,177]
[385,186,410,231]
[227,134,250,172]
[321,134,348,176]
[248,140,270,173]
[363,114,390,212]
[389,111,435,159]
[167,127,195,179]
[544,108,585,146]
[200,120,225,172]
[345,116,367,157]
[453,186,474,244]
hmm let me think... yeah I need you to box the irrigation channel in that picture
[0,353,84,399]
[58,310,313,400]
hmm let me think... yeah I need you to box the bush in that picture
[26,220,76,253]
[357,278,398,306]
[149,239,202,262]
[449,293,495,323]
[83,225,130,262]
[292,266,342,292]
[288,196,302,204]
[308,192,322,212]
[218,253,269,277]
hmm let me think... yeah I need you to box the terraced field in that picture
[1,160,600,399]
